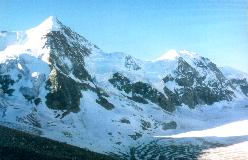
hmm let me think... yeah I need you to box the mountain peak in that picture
[35,16,60,32]
[157,49,178,60]
[26,16,61,36]
[156,49,199,61]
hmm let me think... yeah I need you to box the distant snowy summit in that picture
[156,49,199,61]
[0,16,248,157]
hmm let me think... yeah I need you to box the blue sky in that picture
[1,0,248,72]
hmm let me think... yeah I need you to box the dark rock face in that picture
[109,72,175,112]
[163,57,234,108]
[45,68,82,114]
[124,55,141,70]
[162,74,174,83]
[162,121,177,130]
[44,20,115,115]
[96,96,115,110]
[140,119,151,130]
[129,132,142,140]
[205,60,226,83]
[175,57,198,87]
[45,22,93,81]
[240,84,248,96]
[132,82,174,112]
[0,74,15,96]
[230,78,248,96]
[175,86,233,107]
[163,86,180,106]
[44,20,96,115]
[34,98,42,106]
[120,118,130,124]
[109,72,132,93]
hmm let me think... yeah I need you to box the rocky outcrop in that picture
[109,72,175,112]
[125,55,141,70]
[44,21,94,81]
[45,68,82,113]
[163,57,234,108]
[162,121,177,130]
[44,19,115,115]
[44,20,95,114]
[230,78,248,96]
[0,74,15,96]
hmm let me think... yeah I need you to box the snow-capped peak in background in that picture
[156,49,199,61]
[156,49,178,60]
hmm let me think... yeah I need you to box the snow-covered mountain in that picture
[0,16,248,158]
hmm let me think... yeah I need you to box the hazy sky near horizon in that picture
[1,0,248,72]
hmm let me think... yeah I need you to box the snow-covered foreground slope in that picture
[0,16,248,159]
[155,99,248,139]
[130,99,248,159]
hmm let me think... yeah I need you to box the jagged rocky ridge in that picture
[44,19,114,117]
[0,17,248,158]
